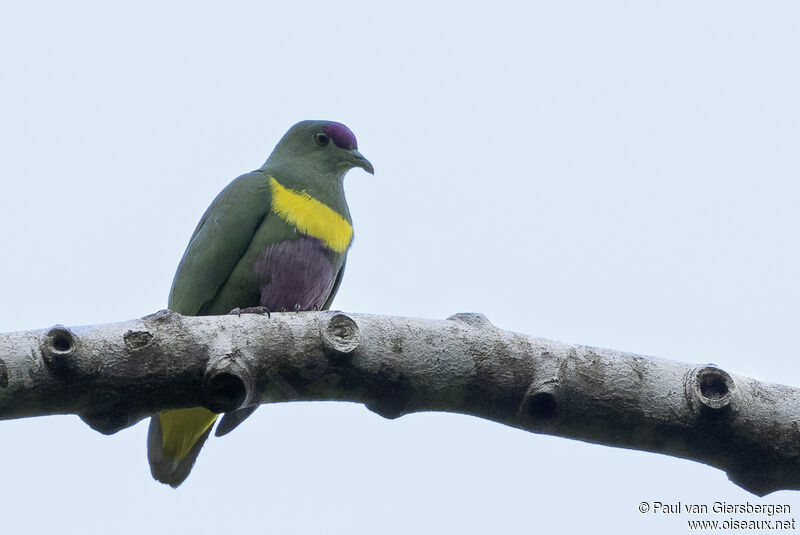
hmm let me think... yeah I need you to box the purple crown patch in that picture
[323,122,358,150]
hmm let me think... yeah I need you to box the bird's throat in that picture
[268,176,353,253]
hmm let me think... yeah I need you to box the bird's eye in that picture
[313,132,330,147]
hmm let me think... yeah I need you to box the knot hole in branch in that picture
[528,391,558,420]
[519,381,560,429]
[41,325,78,375]
[204,371,247,413]
[691,366,735,413]
[202,352,256,413]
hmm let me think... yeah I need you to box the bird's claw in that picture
[228,306,271,318]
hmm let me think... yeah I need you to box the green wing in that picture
[168,171,271,316]
[321,259,346,311]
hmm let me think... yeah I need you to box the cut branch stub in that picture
[202,351,256,413]
[691,365,735,413]
[123,329,154,351]
[446,312,493,328]
[41,325,78,375]
[321,313,360,358]
[519,380,561,429]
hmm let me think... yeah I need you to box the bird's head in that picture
[265,120,374,179]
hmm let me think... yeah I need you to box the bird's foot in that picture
[229,306,271,318]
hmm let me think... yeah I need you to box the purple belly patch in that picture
[253,237,337,312]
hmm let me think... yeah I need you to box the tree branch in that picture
[0,310,797,496]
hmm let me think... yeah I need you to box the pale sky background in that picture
[1,1,799,533]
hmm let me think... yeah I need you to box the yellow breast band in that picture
[268,176,353,253]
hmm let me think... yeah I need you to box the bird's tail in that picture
[147,407,218,487]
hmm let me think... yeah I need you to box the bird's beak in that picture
[347,149,374,175]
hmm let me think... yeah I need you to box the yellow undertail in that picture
[158,407,218,462]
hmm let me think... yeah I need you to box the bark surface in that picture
[0,310,796,496]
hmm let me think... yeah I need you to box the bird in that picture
[147,120,373,487]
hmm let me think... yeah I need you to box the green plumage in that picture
[169,171,273,316]
[147,120,373,487]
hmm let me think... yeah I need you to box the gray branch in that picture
[0,310,797,496]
